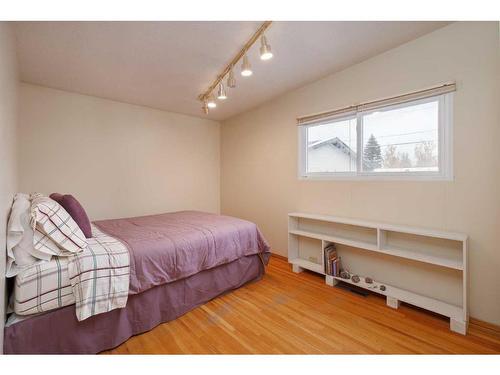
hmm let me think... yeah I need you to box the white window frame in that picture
[298,93,453,181]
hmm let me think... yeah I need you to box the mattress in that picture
[12,256,74,315]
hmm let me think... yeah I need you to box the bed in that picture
[4,210,270,354]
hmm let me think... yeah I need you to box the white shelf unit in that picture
[288,212,468,335]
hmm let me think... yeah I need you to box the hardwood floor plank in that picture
[104,255,500,354]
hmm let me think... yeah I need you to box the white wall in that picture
[221,22,500,325]
[18,84,221,220]
[0,22,19,353]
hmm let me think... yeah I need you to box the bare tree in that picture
[383,145,399,168]
[398,152,412,168]
[415,141,437,167]
[383,145,413,169]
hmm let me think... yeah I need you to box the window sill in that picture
[298,173,454,182]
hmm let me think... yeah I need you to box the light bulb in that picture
[207,94,217,108]
[241,55,252,77]
[217,83,227,100]
[259,35,273,60]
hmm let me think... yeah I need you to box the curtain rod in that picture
[297,83,456,125]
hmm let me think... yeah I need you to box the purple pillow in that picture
[49,193,92,238]
[49,192,64,204]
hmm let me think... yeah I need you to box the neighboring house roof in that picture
[309,137,372,169]
[308,137,356,159]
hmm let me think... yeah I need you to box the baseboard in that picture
[469,317,500,335]
[270,253,288,261]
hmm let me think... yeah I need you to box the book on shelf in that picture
[324,244,340,276]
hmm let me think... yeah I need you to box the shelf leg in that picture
[325,275,338,286]
[450,318,467,335]
[386,296,400,309]
[292,264,304,274]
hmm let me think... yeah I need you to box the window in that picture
[298,92,453,180]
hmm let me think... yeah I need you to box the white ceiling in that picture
[14,21,449,121]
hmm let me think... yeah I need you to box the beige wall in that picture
[221,22,500,324]
[0,22,19,353]
[18,84,221,220]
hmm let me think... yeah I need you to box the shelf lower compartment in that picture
[332,275,463,321]
[289,258,324,275]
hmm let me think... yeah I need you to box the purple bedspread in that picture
[94,211,270,294]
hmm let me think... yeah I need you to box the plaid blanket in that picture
[68,225,130,321]
[12,225,130,321]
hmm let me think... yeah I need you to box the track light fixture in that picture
[259,35,273,60]
[198,21,273,114]
[227,67,236,88]
[202,100,209,114]
[217,82,227,100]
[206,94,217,108]
[240,55,252,77]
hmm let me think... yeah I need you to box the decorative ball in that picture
[365,277,373,284]
[351,275,360,283]
[380,285,386,291]
[340,271,350,279]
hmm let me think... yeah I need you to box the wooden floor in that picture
[105,255,500,354]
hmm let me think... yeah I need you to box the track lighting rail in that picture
[198,21,272,109]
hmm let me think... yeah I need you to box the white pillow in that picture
[6,193,52,277]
